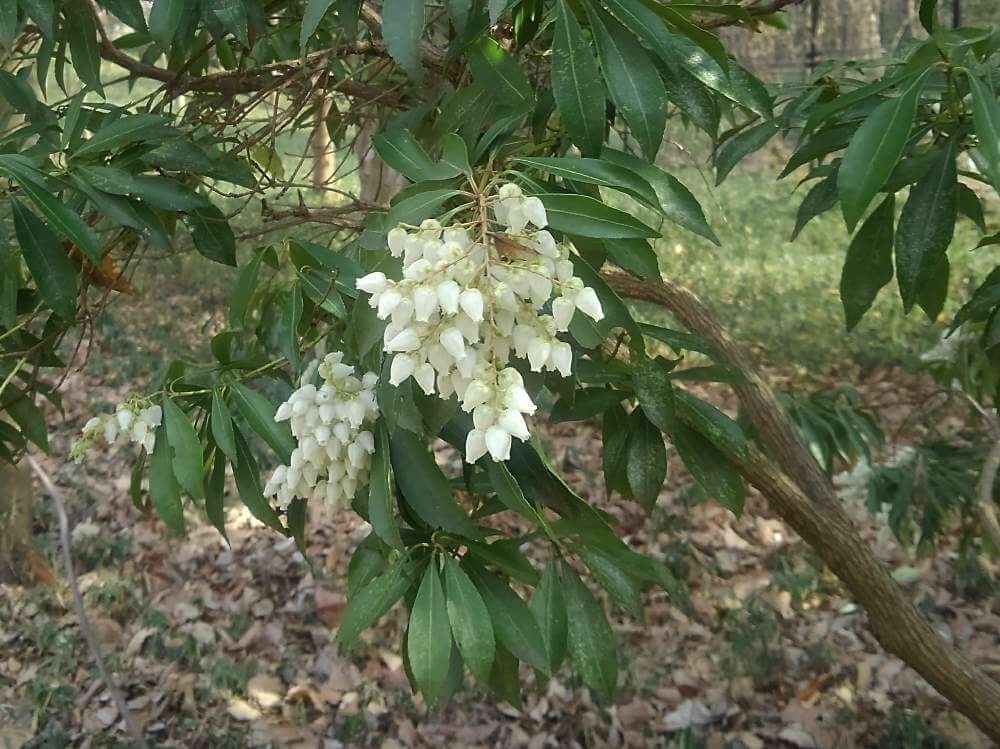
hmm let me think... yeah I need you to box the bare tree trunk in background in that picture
[0,462,36,583]
[354,119,406,206]
[310,92,335,193]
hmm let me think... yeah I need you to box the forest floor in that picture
[3,168,999,748]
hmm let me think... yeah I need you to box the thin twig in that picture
[24,455,149,748]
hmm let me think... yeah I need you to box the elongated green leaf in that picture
[72,114,173,159]
[840,195,895,331]
[389,428,481,538]
[338,555,425,646]
[230,250,263,329]
[585,2,665,161]
[64,0,103,94]
[514,157,659,209]
[383,0,424,79]
[11,199,78,320]
[230,382,294,463]
[163,396,205,500]
[22,0,55,38]
[838,74,926,231]
[579,547,644,621]
[232,430,285,532]
[672,421,745,514]
[468,564,549,673]
[895,142,957,313]
[280,286,303,369]
[211,391,238,463]
[101,0,147,30]
[791,174,838,241]
[485,460,535,519]
[561,561,617,701]
[300,0,335,51]
[552,0,605,156]
[0,156,102,263]
[470,38,533,114]
[715,120,779,185]
[149,425,185,534]
[184,204,236,266]
[443,555,495,684]
[373,129,459,182]
[148,0,183,49]
[967,72,1000,195]
[408,563,452,703]
[601,148,718,244]
[205,452,228,541]
[918,0,937,32]
[368,422,402,549]
[673,389,746,460]
[551,387,627,423]
[539,194,657,239]
[387,189,460,226]
[529,559,568,673]
[631,357,675,432]
[6,388,48,452]
[625,408,666,510]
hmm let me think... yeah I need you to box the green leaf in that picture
[895,142,957,312]
[229,382,295,463]
[485,460,535,519]
[389,428,481,538]
[368,422,402,549]
[791,174,838,241]
[840,195,895,331]
[584,2,665,161]
[440,133,472,178]
[101,0,147,30]
[148,0,183,49]
[387,188,460,227]
[470,38,534,115]
[579,547,644,621]
[443,555,495,684]
[672,421,745,514]
[211,391,238,464]
[468,564,549,673]
[918,0,937,32]
[373,129,459,182]
[602,403,632,497]
[631,357,675,433]
[64,0,103,94]
[338,555,424,646]
[149,425,186,534]
[408,562,453,703]
[625,407,667,510]
[967,72,1000,195]
[0,156,103,263]
[204,454,228,540]
[673,389,747,460]
[838,73,927,231]
[551,387,627,423]
[513,157,660,209]
[382,0,424,79]
[230,250,263,329]
[539,194,657,239]
[231,430,285,532]
[715,120,779,185]
[561,560,617,701]
[600,148,718,244]
[72,113,173,160]
[6,390,48,452]
[162,396,205,500]
[528,559,568,673]
[22,0,56,39]
[956,183,986,233]
[184,204,236,266]
[279,286,303,369]
[552,0,605,156]
[11,199,78,320]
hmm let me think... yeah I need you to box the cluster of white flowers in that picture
[355,184,603,463]
[70,400,162,463]
[263,351,379,510]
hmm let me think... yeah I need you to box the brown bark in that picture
[311,92,335,191]
[603,270,1000,742]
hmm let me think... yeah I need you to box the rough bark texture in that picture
[0,462,35,583]
[602,270,1000,742]
[354,119,406,206]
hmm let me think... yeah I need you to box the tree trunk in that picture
[602,271,1000,742]
[0,462,36,583]
[354,119,406,206]
[311,92,335,191]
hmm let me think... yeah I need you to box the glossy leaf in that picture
[162,396,205,500]
[625,407,667,510]
[338,555,424,646]
[552,0,605,156]
[528,558,568,673]
[715,120,779,185]
[184,204,236,266]
[408,563,453,703]
[149,0,184,49]
[840,195,895,331]
[468,564,549,673]
[539,194,657,239]
[210,391,238,464]
[149,425,185,534]
[672,421,745,515]
[443,555,495,684]
[11,199,78,320]
[967,72,1000,195]
[231,431,286,532]
[561,561,617,701]
[229,382,295,463]
[64,0,103,94]
[368,422,402,549]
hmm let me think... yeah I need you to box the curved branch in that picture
[602,270,1000,742]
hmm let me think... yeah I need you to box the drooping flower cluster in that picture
[263,352,379,510]
[70,400,163,463]
[355,183,604,463]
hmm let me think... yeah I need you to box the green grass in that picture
[636,161,995,372]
